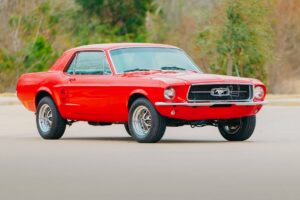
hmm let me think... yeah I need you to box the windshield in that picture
[110,47,201,73]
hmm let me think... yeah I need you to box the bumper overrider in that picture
[154,101,267,120]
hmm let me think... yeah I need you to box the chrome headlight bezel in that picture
[164,87,175,100]
[254,85,265,100]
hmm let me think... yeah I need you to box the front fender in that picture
[129,89,149,98]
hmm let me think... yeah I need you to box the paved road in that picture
[0,105,300,200]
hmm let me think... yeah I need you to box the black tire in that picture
[218,115,256,141]
[124,123,132,136]
[128,98,166,143]
[36,96,66,139]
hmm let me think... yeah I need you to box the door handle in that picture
[68,77,76,81]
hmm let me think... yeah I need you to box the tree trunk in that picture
[239,64,243,77]
[227,55,233,75]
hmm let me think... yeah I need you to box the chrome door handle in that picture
[68,77,76,81]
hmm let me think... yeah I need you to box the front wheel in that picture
[128,98,166,143]
[124,123,131,136]
[36,97,66,139]
[218,115,256,141]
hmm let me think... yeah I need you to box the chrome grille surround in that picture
[187,83,254,102]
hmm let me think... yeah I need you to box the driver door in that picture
[63,51,113,121]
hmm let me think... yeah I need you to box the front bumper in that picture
[155,101,267,107]
[154,101,267,120]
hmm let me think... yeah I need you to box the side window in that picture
[67,55,77,74]
[66,51,111,75]
[103,57,112,75]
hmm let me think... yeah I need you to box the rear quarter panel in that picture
[17,73,43,111]
[16,72,66,114]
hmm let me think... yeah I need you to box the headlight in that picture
[164,87,175,100]
[254,86,265,100]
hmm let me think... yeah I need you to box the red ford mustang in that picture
[16,43,266,143]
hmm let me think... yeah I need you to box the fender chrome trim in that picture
[155,101,267,107]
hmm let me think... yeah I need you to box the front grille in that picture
[188,84,253,101]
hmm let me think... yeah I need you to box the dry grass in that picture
[270,78,300,94]
[0,93,16,97]
[267,94,300,99]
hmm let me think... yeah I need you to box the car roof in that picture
[66,43,179,52]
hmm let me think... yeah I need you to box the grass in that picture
[0,93,16,97]
[266,94,300,99]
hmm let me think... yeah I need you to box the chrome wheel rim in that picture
[132,105,152,137]
[38,104,53,132]
[223,119,242,135]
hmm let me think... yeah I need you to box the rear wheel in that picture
[128,98,166,143]
[218,115,256,141]
[36,97,66,139]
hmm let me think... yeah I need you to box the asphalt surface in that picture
[1,104,300,200]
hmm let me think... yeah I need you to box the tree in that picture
[269,0,300,93]
[0,0,58,91]
[198,0,273,83]
[0,0,155,92]
[75,0,155,40]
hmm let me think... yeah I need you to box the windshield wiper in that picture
[123,68,150,73]
[161,66,186,71]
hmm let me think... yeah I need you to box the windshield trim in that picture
[108,47,202,75]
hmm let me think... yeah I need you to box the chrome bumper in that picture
[155,101,267,107]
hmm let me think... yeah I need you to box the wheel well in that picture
[128,93,147,110]
[35,91,52,106]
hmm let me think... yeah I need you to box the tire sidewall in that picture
[128,98,166,143]
[124,123,132,136]
[218,115,256,141]
[36,97,66,139]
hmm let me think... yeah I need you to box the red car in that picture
[16,43,266,143]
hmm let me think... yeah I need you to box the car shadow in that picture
[62,136,134,142]
[159,139,228,144]
[61,136,245,144]
[22,135,255,144]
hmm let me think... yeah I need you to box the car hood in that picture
[120,71,259,85]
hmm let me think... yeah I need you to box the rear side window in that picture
[66,51,111,75]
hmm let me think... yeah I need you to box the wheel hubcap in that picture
[132,106,152,136]
[38,104,53,132]
[223,119,242,135]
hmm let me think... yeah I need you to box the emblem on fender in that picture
[210,88,230,97]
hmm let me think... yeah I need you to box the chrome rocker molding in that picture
[155,101,267,107]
